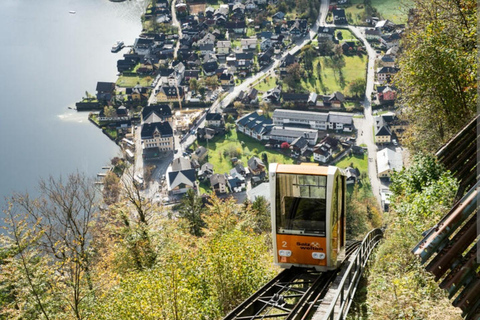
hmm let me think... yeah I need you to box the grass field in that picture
[196,130,294,175]
[116,75,154,88]
[254,76,277,92]
[343,0,411,25]
[372,0,412,24]
[334,153,368,174]
[335,28,358,41]
[301,55,366,95]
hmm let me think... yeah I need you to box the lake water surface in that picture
[0,0,147,207]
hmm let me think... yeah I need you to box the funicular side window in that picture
[276,173,327,236]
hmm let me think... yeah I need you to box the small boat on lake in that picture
[111,40,124,53]
[69,10,76,14]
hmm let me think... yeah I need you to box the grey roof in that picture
[291,136,308,149]
[328,112,353,125]
[168,169,196,189]
[210,173,226,186]
[194,146,208,157]
[248,157,264,171]
[273,109,329,122]
[141,121,173,139]
[269,126,318,141]
[171,157,192,171]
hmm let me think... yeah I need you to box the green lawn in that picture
[254,76,277,92]
[197,130,294,175]
[301,55,367,95]
[343,0,411,25]
[116,75,154,88]
[372,0,412,24]
[335,28,358,41]
[231,40,241,49]
[334,153,368,175]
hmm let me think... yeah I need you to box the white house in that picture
[377,148,403,179]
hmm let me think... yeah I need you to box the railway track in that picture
[223,242,361,320]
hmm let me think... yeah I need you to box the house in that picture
[326,91,345,108]
[133,37,154,55]
[219,72,234,86]
[216,40,231,55]
[260,38,272,51]
[247,156,265,176]
[376,85,396,104]
[287,19,308,37]
[377,148,403,179]
[290,136,309,156]
[364,29,382,41]
[328,112,353,132]
[210,173,227,194]
[375,115,392,144]
[308,92,318,105]
[141,121,174,160]
[205,112,224,128]
[245,0,257,10]
[381,32,401,49]
[282,93,310,105]
[272,11,285,22]
[332,8,347,25]
[96,82,115,101]
[279,53,296,75]
[258,47,274,66]
[344,167,360,184]
[236,111,273,141]
[199,43,215,55]
[377,66,398,84]
[225,21,246,34]
[262,86,281,103]
[313,146,331,163]
[244,88,258,104]
[196,32,216,46]
[272,109,329,130]
[166,158,196,195]
[199,162,214,178]
[192,146,208,161]
[98,106,130,122]
[184,70,200,82]
[227,173,246,192]
[241,38,257,50]
[318,27,335,41]
[125,86,149,101]
[341,41,357,54]
[142,104,172,123]
[313,135,339,163]
[380,55,396,67]
[268,126,319,145]
[202,59,219,76]
[155,86,184,102]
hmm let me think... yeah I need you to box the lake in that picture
[0,0,147,207]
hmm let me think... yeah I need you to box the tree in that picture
[348,78,366,98]
[178,189,206,237]
[250,196,271,233]
[396,0,477,154]
[103,105,116,118]
[281,142,290,149]
[189,78,198,92]
[284,62,305,89]
[205,75,218,90]
[318,39,335,56]
[103,171,121,205]
[3,174,99,319]
[233,101,244,110]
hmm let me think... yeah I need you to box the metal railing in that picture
[322,228,384,320]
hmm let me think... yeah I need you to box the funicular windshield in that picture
[276,173,327,236]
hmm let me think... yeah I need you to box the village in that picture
[76,0,408,211]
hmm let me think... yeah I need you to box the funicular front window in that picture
[276,173,327,236]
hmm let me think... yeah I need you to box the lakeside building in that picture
[377,147,403,179]
[141,121,174,160]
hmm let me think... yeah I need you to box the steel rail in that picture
[321,228,384,320]
[223,242,363,320]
